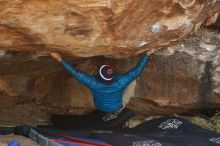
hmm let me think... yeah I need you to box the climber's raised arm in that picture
[50,52,96,87]
[118,49,154,85]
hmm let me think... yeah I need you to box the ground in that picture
[0,102,219,146]
[0,135,40,146]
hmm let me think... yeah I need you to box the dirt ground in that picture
[0,103,51,126]
[0,102,89,126]
[0,135,40,146]
[0,102,88,146]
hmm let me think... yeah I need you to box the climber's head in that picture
[98,65,114,82]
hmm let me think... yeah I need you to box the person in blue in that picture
[50,50,154,129]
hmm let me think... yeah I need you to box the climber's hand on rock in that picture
[146,49,155,56]
[50,52,62,62]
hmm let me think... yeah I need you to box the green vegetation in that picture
[188,111,220,133]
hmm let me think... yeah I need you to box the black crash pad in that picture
[1,117,220,146]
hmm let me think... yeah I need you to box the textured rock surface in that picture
[129,28,220,114]
[0,0,219,124]
[0,28,219,125]
[0,0,220,58]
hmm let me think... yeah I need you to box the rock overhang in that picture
[0,0,219,58]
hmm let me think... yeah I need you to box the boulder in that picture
[0,0,219,58]
[0,1,219,123]
[0,28,219,118]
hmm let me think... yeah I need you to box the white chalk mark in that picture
[0,50,6,57]
[199,42,217,51]
[151,24,162,34]
[138,41,149,47]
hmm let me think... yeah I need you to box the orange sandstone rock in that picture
[0,0,219,58]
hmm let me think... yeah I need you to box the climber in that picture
[50,49,154,129]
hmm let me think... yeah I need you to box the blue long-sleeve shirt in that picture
[60,55,149,112]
